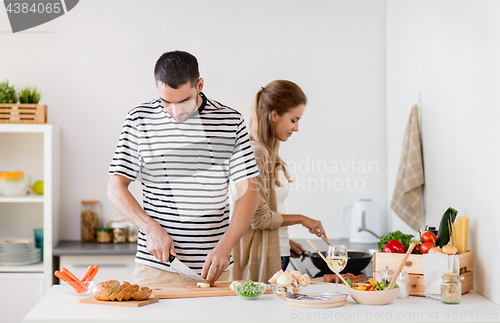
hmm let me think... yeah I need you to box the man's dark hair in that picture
[154,51,200,89]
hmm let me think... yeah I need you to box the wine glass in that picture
[326,245,348,293]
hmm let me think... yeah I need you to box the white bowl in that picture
[348,287,400,305]
[0,176,30,197]
[61,281,96,296]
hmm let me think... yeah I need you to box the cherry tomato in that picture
[421,231,437,244]
[412,244,421,254]
[420,241,434,254]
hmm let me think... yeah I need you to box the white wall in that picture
[386,0,500,304]
[0,1,386,241]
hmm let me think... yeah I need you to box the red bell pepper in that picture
[383,239,406,253]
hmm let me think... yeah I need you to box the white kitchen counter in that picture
[24,283,500,323]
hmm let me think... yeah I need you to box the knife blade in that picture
[168,255,207,283]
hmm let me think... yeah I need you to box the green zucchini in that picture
[437,207,458,247]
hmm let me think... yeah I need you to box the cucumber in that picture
[437,207,458,247]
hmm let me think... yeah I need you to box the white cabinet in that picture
[60,255,136,283]
[0,273,43,323]
[0,124,60,292]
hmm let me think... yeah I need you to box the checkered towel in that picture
[390,105,425,231]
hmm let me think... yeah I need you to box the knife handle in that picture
[168,254,175,263]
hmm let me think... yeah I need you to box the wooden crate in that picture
[373,250,473,296]
[0,104,47,124]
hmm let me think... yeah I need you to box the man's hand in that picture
[146,225,177,263]
[201,245,231,286]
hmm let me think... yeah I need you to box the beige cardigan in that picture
[230,141,284,282]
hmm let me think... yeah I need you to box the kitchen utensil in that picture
[309,251,372,275]
[168,255,207,283]
[388,241,416,290]
[307,240,350,287]
[284,292,329,300]
[341,199,382,243]
[321,235,331,245]
[149,281,272,299]
[79,296,159,307]
[284,292,347,308]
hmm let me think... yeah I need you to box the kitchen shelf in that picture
[0,124,60,293]
[0,262,44,273]
[0,195,45,203]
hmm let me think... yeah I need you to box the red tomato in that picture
[421,231,437,244]
[420,241,434,254]
[412,244,421,254]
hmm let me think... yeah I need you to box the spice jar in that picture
[97,228,113,243]
[380,266,394,285]
[81,201,100,241]
[441,273,464,304]
[111,221,128,243]
[396,270,409,299]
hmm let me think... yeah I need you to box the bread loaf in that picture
[93,280,151,301]
[131,287,152,301]
[93,280,120,301]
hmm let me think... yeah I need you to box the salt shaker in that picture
[396,270,409,299]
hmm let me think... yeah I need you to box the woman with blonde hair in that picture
[230,80,326,282]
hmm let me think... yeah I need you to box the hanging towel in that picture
[390,105,425,231]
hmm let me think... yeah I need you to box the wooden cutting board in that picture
[149,281,272,299]
[79,297,159,307]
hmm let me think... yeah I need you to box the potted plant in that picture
[0,81,46,124]
[18,86,41,104]
[0,80,17,103]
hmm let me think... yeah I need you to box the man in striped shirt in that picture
[108,51,259,285]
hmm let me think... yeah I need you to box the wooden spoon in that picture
[321,234,331,246]
[387,241,416,290]
[307,239,350,287]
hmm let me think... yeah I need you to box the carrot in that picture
[61,267,88,292]
[56,270,86,293]
[54,270,72,282]
[86,265,99,282]
[62,267,81,282]
[81,265,94,282]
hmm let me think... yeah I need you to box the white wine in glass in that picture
[326,245,347,293]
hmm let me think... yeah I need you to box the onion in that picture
[442,242,458,255]
[428,246,442,253]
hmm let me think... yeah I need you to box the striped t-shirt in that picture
[109,92,259,274]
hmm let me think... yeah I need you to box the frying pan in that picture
[305,250,372,274]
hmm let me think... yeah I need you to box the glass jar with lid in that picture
[441,273,464,304]
[81,200,100,241]
[110,220,128,243]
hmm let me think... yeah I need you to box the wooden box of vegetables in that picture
[373,250,473,296]
[373,208,473,296]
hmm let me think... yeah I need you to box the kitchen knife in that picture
[168,255,207,283]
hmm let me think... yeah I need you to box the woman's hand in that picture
[289,240,306,261]
[301,216,326,238]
